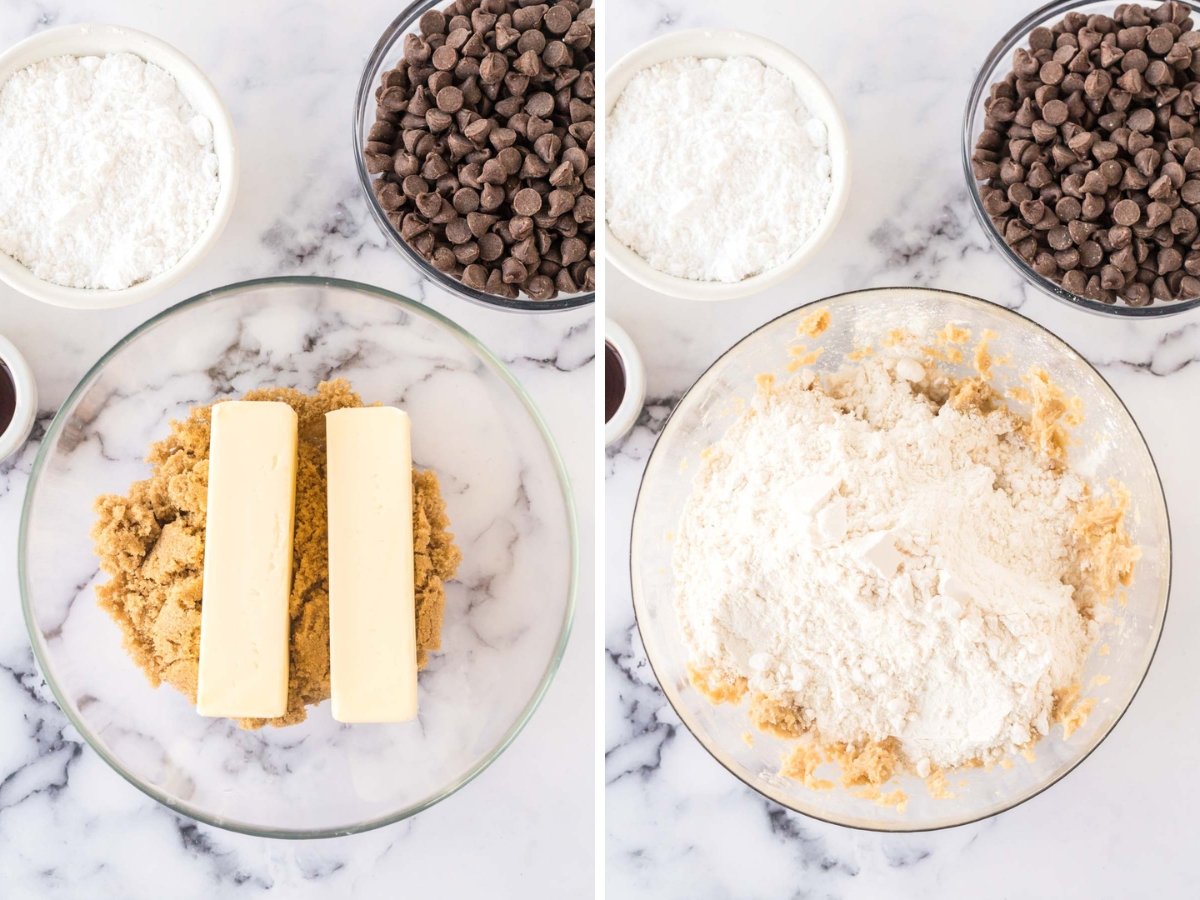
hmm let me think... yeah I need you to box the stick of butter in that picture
[197,401,298,719]
[326,407,417,723]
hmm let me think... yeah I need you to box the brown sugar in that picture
[687,664,747,705]
[827,738,901,789]
[796,308,831,338]
[748,692,806,739]
[780,743,832,791]
[1072,479,1141,612]
[90,380,461,729]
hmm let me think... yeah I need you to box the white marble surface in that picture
[0,1,594,896]
[605,1,1200,897]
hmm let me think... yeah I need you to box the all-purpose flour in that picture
[674,354,1098,770]
[606,56,833,283]
[0,53,220,290]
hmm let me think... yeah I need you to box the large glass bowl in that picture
[963,0,1200,317]
[631,287,1170,831]
[353,0,596,313]
[19,277,578,838]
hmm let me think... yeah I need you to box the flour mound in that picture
[674,357,1098,770]
[606,56,833,283]
[0,53,220,290]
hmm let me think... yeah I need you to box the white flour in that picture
[606,56,833,283]
[674,355,1097,770]
[0,53,220,290]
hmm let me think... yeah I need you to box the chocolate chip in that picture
[543,5,572,34]
[431,245,457,272]
[479,182,505,211]
[485,267,518,298]
[511,187,542,216]
[1159,245,1184,273]
[1146,200,1173,227]
[1180,274,1200,297]
[521,274,555,300]
[480,158,507,184]
[1042,99,1070,125]
[462,263,488,289]
[480,52,509,84]
[1032,251,1057,276]
[513,4,547,31]
[1172,207,1197,234]
[452,186,480,214]
[478,232,504,261]
[436,85,464,112]
[1125,282,1153,305]
[1063,268,1088,292]
[1048,224,1074,249]
[1113,198,1142,225]
[433,44,459,71]
[517,29,547,55]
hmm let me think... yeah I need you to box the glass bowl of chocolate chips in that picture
[965,0,1200,315]
[355,0,596,312]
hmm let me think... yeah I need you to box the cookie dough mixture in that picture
[91,380,462,729]
[674,331,1138,780]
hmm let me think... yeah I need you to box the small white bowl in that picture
[0,24,239,309]
[0,331,37,463]
[604,29,852,302]
[604,318,646,447]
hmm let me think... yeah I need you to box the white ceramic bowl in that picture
[0,331,36,463]
[604,318,646,447]
[604,29,851,302]
[0,24,239,309]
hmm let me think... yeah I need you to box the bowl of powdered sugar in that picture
[0,24,238,309]
[631,287,1170,830]
[605,30,851,301]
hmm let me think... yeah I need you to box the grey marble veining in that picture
[606,0,1199,897]
[0,1,595,896]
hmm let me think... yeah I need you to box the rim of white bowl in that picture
[604,28,852,302]
[0,331,37,463]
[604,317,646,447]
[0,24,239,310]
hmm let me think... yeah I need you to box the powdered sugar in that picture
[606,56,833,282]
[0,53,220,290]
[674,354,1098,769]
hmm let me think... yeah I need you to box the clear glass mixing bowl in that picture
[631,287,1170,831]
[19,277,578,838]
[963,0,1200,317]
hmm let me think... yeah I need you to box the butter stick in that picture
[196,401,297,719]
[326,407,417,723]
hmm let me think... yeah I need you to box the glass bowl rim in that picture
[18,274,580,839]
[628,285,1173,832]
[352,0,596,314]
[962,0,1200,318]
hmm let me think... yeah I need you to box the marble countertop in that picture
[605,0,1199,897]
[0,1,594,896]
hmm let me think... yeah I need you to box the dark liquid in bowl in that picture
[0,361,15,435]
[605,342,625,424]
